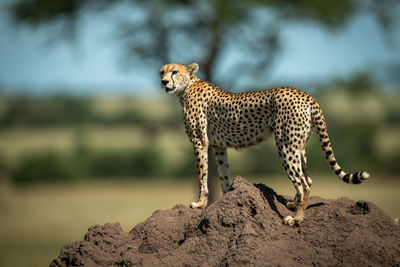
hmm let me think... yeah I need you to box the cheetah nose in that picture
[162,80,169,85]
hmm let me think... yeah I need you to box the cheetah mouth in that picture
[164,87,176,93]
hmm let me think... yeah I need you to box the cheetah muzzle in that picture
[160,62,370,226]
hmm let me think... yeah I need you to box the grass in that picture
[0,125,191,166]
[0,180,195,267]
[0,127,75,165]
[0,175,399,267]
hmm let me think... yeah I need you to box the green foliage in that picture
[0,95,95,127]
[119,257,131,267]
[0,94,170,127]
[0,156,9,180]
[2,89,400,184]
[329,72,379,95]
[11,152,76,184]
[10,0,86,26]
[85,148,163,179]
[252,0,356,28]
[306,121,377,174]
[173,149,197,178]
[10,147,164,184]
[229,144,283,176]
[384,153,400,175]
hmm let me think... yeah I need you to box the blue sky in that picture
[0,4,399,96]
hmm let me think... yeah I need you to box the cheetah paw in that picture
[189,201,207,209]
[283,215,298,226]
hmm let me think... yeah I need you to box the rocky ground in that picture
[50,176,400,266]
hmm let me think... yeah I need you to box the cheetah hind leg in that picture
[190,200,207,209]
[286,149,312,211]
[286,194,299,211]
[300,149,312,187]
[213,147,231,193]
[282,154,311,226]
[285,149,312,225]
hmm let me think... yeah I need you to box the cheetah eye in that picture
[172,70,178,75]
[160,71,165,76]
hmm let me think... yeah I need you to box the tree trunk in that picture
[202,19,221,82]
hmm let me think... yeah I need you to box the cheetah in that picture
[160,62,370,226]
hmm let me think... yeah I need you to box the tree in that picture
[8,0,399,85]
[7,0,399,202]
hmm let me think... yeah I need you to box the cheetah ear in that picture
[187,63,199,77]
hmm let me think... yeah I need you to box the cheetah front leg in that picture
[213,147,231,193]
[189,143,209,209]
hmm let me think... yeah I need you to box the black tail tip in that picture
[352,172,370,184]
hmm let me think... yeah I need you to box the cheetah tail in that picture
[312,108,370,184]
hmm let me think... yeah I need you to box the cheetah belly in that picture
[208,120,271,149]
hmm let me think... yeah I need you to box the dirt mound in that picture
[50,177,400,266]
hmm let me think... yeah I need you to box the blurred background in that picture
[0,0,399,266]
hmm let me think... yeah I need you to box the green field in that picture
[0,175,399,267]
[0,91,399,266]
[0,91,400,181]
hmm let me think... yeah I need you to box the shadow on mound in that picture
[51,177,400,266]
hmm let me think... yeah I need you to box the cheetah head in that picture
[160,63,199,95]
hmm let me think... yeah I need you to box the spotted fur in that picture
[160,62,370,226]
